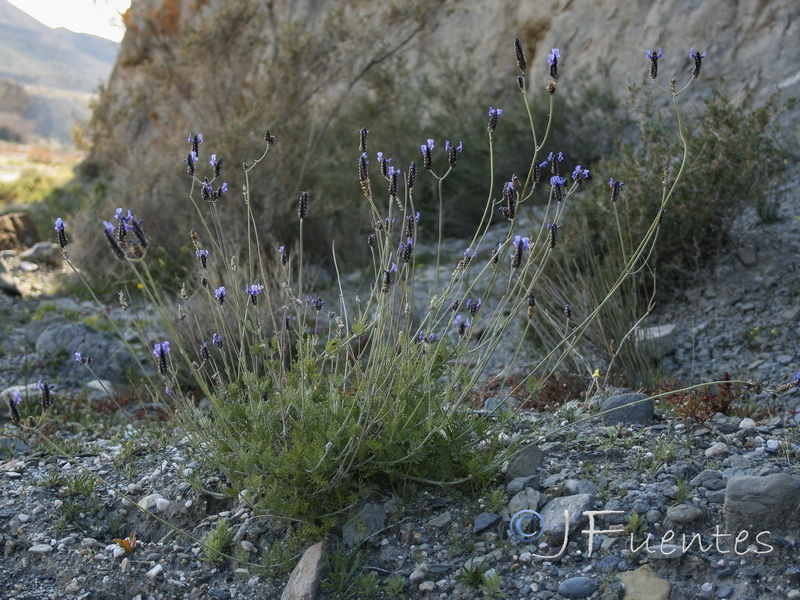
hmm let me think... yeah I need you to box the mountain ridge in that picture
[0,0,118,94]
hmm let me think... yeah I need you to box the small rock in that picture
[208,588,232,600]
[691,470,725,490]
[557,576,597,598]
[505,444,543,481]
[418,581,435,592]
[506,475,539,494]
[28,544,53,554]
[240,540,257,554]
[601,393,653,426]
[342,503,385,547]
[138,494,161,510]
[739,418,756,430]
[507,488,541,516]
[19,242,62,267]
[427,511,452,528]
[539,494,594,540]
[145,564,163,579]
[409,564,429,584]
[617,565,671,600]
[724,473,800,534]
[156,498,171,511]
[473,512,501,535]
[705,442,729,457]
[648,543,684,559]
[281,542,327,600]
[735,246,757,267]
[666,504,703,524]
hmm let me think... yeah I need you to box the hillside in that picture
[0,0,118,93]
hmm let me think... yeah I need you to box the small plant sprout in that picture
[113,532,137,554]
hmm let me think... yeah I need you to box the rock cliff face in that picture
[78,0,798,271]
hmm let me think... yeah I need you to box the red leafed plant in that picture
[667,372,737,428]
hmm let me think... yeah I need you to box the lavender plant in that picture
[39,41,713,533]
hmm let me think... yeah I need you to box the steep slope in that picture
[0,0,118,93]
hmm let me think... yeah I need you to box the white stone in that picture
[137,493,160,510]
[156,498,171,511]
[146,564,163,579]
[704,442,729,457]
[418,581,436,592]
[739,418,756,430]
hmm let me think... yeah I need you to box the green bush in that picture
[37,41,717,548]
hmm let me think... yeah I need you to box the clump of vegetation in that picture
[37,42,713,535]
[16,36,800,596]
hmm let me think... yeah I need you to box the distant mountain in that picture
[0,0,118,93]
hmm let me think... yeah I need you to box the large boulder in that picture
[0,212,40,250]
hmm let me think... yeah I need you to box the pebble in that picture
[472,512,501,535]
[145,564,163,579]
[557,576,597,598]
[666,504,703,524]
[28,544,53,553]
[705,442,729,457]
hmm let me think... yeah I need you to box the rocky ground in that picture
[0,175,799,600]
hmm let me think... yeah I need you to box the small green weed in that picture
[455,563,488,589]
[64,472,96,496]
[385,574,406,599]
[624,511,647,535]
[673,475,690,504]
[202,519,233,564]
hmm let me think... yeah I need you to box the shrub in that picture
[38,42,714,546]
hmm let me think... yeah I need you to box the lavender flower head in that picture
[511,235,530,268]
[102,221,125,259]
[445,140,463,167]
[75,352,92,365]
[245,283,263,305]
[38,380,54,410]
[54,218,67,249]
[487,107,503,132]
[466,298,482,317]
[454,314,471,336]
[646,48,663,79]
[690,48,707,78]
[212,333,223,348]
[210,153,222,177]
[547,220,563,249]
[152,341,170,376]
[421,139,434,170]
[609,177,625,203]
[196,249,209,269]
[572,165,589,183]
[279,245,288,266]
[547,48,560,79]
[9,390,21,425]
[214,286,226,305]
[308,296,326,311]
[550,175,566,202]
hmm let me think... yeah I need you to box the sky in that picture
[7,0,131,42]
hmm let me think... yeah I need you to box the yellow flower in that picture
[592,368,601,379]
